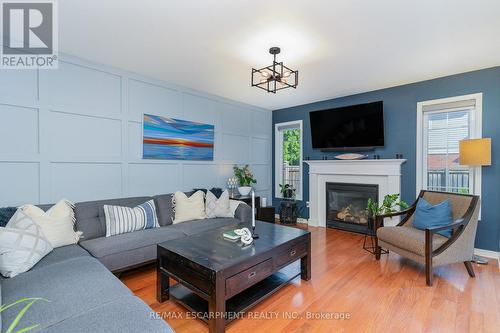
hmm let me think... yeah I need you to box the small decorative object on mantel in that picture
[251,47,298,94]
[233,165,256,196]
[334,153,368,160]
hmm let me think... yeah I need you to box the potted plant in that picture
[279,183,296,199]
[233,165,256,196]
[366,193,408,230]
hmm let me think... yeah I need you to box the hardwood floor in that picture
[120,226,500,333]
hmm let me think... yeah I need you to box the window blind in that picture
[422,99,476,112]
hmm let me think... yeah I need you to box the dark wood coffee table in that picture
[157,221,311,333]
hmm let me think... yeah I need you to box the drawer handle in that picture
[290,250,297,256]
[248,271,256,279]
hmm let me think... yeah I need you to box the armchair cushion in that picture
[377,226,448,256]
[413,198,453,237]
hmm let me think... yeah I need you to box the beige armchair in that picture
[375,190,480,286]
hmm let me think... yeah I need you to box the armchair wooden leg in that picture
[425,262,433,286]
[425,229,433,286]
[375,246,381,260]
[464,261,475,278]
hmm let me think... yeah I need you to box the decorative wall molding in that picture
[0,53,272,206]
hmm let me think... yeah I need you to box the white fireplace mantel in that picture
[304,159,406,227]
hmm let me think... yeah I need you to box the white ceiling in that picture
[59,0,500,110]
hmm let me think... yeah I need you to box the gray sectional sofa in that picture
[1,193,251,333]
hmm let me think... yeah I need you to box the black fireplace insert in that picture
[326,182,378,234]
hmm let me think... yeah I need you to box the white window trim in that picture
[416,93,483,198]
[275,120,303,200]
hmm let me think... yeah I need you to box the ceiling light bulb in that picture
[283,71,291,78]
[280,78,287,84]
[260,78,268,84]
[261,71,270,77]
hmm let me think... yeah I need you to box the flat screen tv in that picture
[309,101,384,151]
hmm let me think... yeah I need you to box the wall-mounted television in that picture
[309,101,384,151]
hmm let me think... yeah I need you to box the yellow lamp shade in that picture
[459,138,492,166]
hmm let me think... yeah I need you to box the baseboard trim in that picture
[474,248,500,267]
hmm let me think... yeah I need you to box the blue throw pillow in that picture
[413,198,453,237]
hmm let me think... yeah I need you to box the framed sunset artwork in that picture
[142,114,214,160]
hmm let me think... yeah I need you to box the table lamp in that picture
[459,138,492,264]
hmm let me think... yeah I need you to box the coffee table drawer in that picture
[226,259,273,298]
[275,242,307,268]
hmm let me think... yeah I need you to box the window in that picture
[417,93,482,196]
[275,120,303,200]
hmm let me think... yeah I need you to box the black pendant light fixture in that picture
[251,47,298,93]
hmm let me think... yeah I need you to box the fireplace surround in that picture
[304,159,406,228]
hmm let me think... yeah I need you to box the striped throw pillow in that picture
[103,200,159,237]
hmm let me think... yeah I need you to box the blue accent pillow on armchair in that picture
[413,198,453,237]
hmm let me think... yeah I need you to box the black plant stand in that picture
[279,200,298,225]
[363,217,388,255]
[363,233,388,255]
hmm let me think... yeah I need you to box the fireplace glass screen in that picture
[326,182,378,234]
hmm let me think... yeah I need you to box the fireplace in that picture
[326,182,378,234]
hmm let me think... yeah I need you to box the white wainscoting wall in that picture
[0,54,271,206]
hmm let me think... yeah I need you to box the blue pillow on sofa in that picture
[413,198,453,237]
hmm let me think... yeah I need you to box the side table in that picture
[257,207,276,223]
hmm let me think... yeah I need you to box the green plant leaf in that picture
[0,298,46,313]
[3,298,49,333]
[13,324,39,333]
[398,200,409,209]
[366,194,408,217]
[6,300,36,333]
[283,128,301,165]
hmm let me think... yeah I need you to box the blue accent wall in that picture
[273,66,500,251]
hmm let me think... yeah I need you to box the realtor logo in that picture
[1,0,58,69]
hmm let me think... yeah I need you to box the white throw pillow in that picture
[20,199,81,248]
[173,191,206,224]
[0,209,53,278]
[206,190,233,218]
